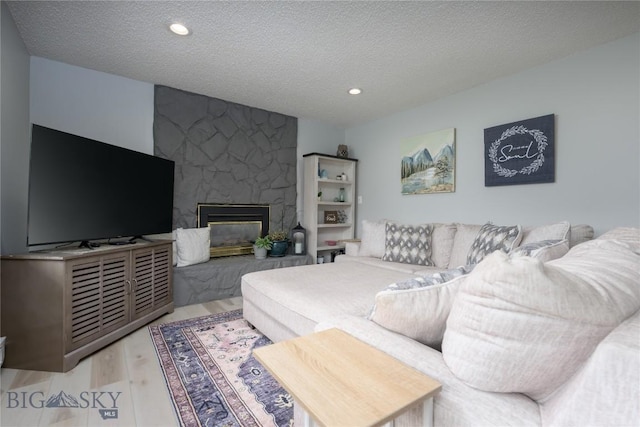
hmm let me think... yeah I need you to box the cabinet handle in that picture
[125,279,132,294]
[132,278,138,292]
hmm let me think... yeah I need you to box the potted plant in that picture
[253,236,272,260]
[268,230,289,257]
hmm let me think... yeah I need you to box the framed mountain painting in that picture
[401,128,456,195]
[484,114,555,186]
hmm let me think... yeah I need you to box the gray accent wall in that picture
[1,3,31,255]
[153,86,298,233]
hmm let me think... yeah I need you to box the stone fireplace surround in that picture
[153,85,298,240]
[153,86,308,304]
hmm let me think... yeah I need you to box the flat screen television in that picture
[27,124,175,247]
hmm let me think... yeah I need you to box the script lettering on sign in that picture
[484,114,555,186]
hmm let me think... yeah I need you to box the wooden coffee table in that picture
[253,328,441,427]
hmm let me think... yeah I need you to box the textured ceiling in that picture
[6,1,640,128]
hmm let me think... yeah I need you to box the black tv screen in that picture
[27,124,175,247]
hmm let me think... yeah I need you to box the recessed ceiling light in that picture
[170,23,190,36]
[348,88,362,95]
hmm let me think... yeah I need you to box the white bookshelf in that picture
[303,153,357,262]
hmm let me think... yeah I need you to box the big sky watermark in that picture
[5,390,120,420]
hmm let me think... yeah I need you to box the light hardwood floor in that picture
[0,296,243,427]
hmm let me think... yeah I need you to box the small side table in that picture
[253,328,441,427]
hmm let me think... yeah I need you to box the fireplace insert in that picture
[197,204,270,257]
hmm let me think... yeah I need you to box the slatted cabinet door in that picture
[2,241,173,372]
[130,245,172,321]
[151,245,172,307]
[66,252,131,352]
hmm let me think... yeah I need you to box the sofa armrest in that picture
[570,224,594,247]
[344,240,361,256]
[540,310,640,427]
[316,315,541,427]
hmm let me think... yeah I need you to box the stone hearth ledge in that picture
[173,254,312,306]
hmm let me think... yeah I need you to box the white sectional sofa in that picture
[241,221,640,426]
[242,221,592,342]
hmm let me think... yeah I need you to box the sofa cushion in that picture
[315,315,542,427]
[510,239,569,262]
[430,223,457,268]
[466,223,522,265]
[241,262,416,342]
[442,239,640,401]
[358,219,387,257]
[369,268,472,348]
[175,227,210,267]
[448,223,483,268]
[520,221,570,245]
[382,222,434,266]
[335,254,441,275]
[597,226,640,251]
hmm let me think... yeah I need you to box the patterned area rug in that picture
[149,309,293,427]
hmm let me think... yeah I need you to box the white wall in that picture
[1,2,31,255]
[30,57,155,154]
[346,33,640,236]
[296,118,345,221]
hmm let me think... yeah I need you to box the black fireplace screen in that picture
[197,204,270,257]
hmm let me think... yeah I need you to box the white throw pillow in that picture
[358,219,387,258]
[175,227,211,267]
[443,240,640,401]
[370,271,470,348]
[510,239,569,262]
[520,221,570,245]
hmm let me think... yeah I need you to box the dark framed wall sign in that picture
[484,114,555,186]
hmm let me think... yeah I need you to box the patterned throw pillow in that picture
[466,223,523,265]
[385,264,475,291]
[382,222,434,266]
